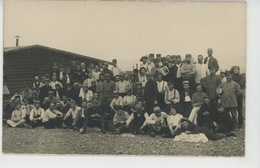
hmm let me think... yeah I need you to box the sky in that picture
[4,0,246,72]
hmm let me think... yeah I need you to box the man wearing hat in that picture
[147,54,155,73]
[204,48,219,74]
[110,59,123,78]
[201,66,222,118]
[179,80,195,117]
[140,55,148,71]
[110,90,123,110]
[143,72,158,115]
[217,71,242,129]
[180,54,197,91]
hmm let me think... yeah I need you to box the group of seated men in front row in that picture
[4,84,237,141]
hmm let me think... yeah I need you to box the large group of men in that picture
[3,48,246,140]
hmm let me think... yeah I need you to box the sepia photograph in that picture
[2,0,247,157]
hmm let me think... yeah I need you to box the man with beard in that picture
[179,81,195,118]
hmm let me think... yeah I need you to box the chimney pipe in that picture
[15,36,20,46]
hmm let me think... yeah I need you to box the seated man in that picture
[21,98,35,123]
[110,90,123,110]
[145,106,169,137]
[63,100,81,128]
[188,84,208,125]
[75,100,89,134]
[164,82,181,114]
[167,106,183,137]
[112,105,130,133]
[6,103,32,128]
[125,103,149,135]
[29,99,45,128]
[42,102,64,129]
[122,89,136,114]
[213,104,236,137]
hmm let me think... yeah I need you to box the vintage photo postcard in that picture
[2,0,246,156]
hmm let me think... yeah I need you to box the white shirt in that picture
[123,95,136,106]
[139,75,147,88]
[29,107,45,121]
[79,89,93,102]
[42,109,63,122]
[49,81,63,90]
[110,66,123,77]
[93,71,100,81]
[83,78,95,88]
[196,63,207,81]
[167,114,183,128]
[176,64,182,78]
[64,106,81,120]
[116,80,131,93]
[157,81,168,93]
[164,89,180,104]
[147,61,155,73]
[110,96,123,109]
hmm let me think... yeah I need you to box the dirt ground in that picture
[2,125,245,156]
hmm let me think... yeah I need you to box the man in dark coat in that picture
[179,80,195,118]
[143,72,158,115]
[38,79,52,105]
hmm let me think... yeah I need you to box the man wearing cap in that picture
[110,91,123,110]
[21,98,35,123]
[201,66,222,118]
[38,78,53,104]
[102,73,116,103]
[110,59,123,78]
[180,54,197,91]
[143,72,158,115]
[204,48,219,74]
[179,80,195,117]
[217,71,242,129]
[101,62,113,80]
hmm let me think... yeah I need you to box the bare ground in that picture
[2,125,245,156]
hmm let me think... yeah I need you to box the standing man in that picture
[79,62,89,84]
[204,48,219,74]
[171,55,183,92]
[143,72,158,115]
[179,81,195,118]
[110,59,123,79]
[218,71,242,129]
[101,63,113,80]
[180,54,197,91]
[195,55,207,84]
[201,66,222,118]
[103,73,116,104]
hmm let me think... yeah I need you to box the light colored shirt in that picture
[116,80,131,93]
[180,63,197,79]
[176,64,182,78]
[29,107,45,121]
[139,75,147,88]
[11,109,26,122]
[110,66,123,77]
[195,63,207,82]
[147,61,155,73]
[113,111,129,125]
[221,77,227,83]
[49,81,63,90]
[157,80,168,93]
[110,96,123,109]
[79,89,93,102]
[123,95,136,106]
[21,104,35,116]
[164,89,180,104]
[83,78,95,88]
[218,81,241,108]
[146,112,168,125]
[167,114,183,128]
[42,109,63,122]
[93,71,100,81]
[64,106,81,120]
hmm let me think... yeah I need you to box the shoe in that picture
[216,133,226,140]
[226,131,236,137]
[23,123,32,129]
[80,127,86,134]
[150,132,156,138]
